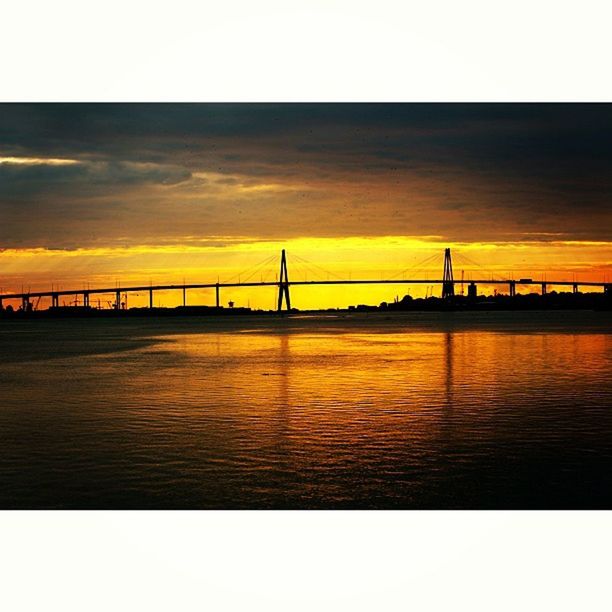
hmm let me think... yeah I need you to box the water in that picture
[0,311,610,509]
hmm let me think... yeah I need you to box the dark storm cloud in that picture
[1,103,609,166]
[0,104,611,248]
[0,160,191,199]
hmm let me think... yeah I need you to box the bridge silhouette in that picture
[1,248,610,312]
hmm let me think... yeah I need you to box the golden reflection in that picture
[124,325,607,488]
[147,329,459,447]
[274,333,291,458]
[445,331,453,410]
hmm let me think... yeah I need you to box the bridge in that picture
[1,248,610,312]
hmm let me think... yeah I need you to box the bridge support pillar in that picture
[509,281,516,297]
[115,290,121,310]
[277,249,291,312]
[215,283,220,308]
[83,292,90,307]
[573,283,578,294]
[149,289,153,309]
[52,293,59,308]
[182,286,186,307]
[541,283,547,295]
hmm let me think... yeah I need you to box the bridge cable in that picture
[220,253,277,284]
[291,253,346,281]
[239,255,280,284]
[386,252,441,281]
[453,251,506,282]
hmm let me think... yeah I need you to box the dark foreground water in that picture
[0,311,610,509]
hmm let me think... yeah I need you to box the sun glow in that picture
[1,236,610,310]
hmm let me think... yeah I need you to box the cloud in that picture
[0,159,191,201]
[0,104,611,249]
[0,156,78,166]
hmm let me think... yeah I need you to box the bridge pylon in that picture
[442,248,455,300]
[277,249,291,312]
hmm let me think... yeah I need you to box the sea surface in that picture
[0,311,610,509]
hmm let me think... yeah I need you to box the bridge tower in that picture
[277,249,291,312]
[442,248,454,300]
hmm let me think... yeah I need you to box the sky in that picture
[1,103,610,308]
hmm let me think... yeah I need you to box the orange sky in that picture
[1,237,609,309]
[1,104,610,308]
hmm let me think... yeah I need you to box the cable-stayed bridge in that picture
[1,248,610,312]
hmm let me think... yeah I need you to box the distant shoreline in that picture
[1,290,610,320]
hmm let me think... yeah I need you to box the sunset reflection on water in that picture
[0,312,610,508]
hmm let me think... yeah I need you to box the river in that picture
[0,311,610,508]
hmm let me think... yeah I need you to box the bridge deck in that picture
[0,278,607,301]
